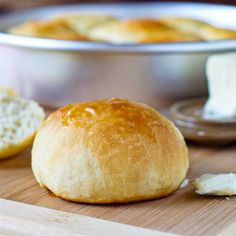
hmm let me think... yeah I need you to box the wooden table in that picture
[0,107,235,235]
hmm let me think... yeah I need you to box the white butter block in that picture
[194,173,236,196]
[203,53,236,119]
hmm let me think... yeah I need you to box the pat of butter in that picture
[203,53,236,119]
[193,173,236,196]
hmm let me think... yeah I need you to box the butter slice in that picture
[193,173,236,196]
[203,53,236,119]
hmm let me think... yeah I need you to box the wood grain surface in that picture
[0,109,236,236]
[0,198,176,236]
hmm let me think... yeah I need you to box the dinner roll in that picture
[8,18,88,41]
[159,17,209,35]
[0,90,45,159]
[32,98,188,204]
[199,26,236,40]
[159,17,236,40]
[89,18,201,43]
[56,14,117,36]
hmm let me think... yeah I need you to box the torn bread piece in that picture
[193,173,236,196]
[0,92,45,159]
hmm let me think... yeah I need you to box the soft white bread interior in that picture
[193,173,236,196]
[0,91,45,159]
[32,98,188,204]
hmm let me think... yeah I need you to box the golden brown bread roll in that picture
[9,14,236,43]
[89,18,202,43]
[159,17,209,34]
[160,17,236,40]
[199,26,236,40]
[55,14,117,36]
[8,18,88,41]
[32,98,189,204]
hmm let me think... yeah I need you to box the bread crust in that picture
[9,15,236,43]
[0,133,35,159]
[0,92,45,159]
[9,18,88,41]
[55,14,117,36]
[160,17,236,40]
[32,98,189,204]
[89,18,201,43]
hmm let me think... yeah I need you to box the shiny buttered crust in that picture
[32,98,189,204]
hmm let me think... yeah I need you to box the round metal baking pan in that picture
[0,2,236,53]
[0,3,236,108]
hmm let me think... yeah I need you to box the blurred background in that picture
[0,0,235,12]
[1,0,235,108]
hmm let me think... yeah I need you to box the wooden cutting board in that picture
[0,116,236,235]
[0,198,175,236]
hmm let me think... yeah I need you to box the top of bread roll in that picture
[89,18,201,43]
[32,98,188,204]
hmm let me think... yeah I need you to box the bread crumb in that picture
[197,131,206,136]
[180,178,189,188]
